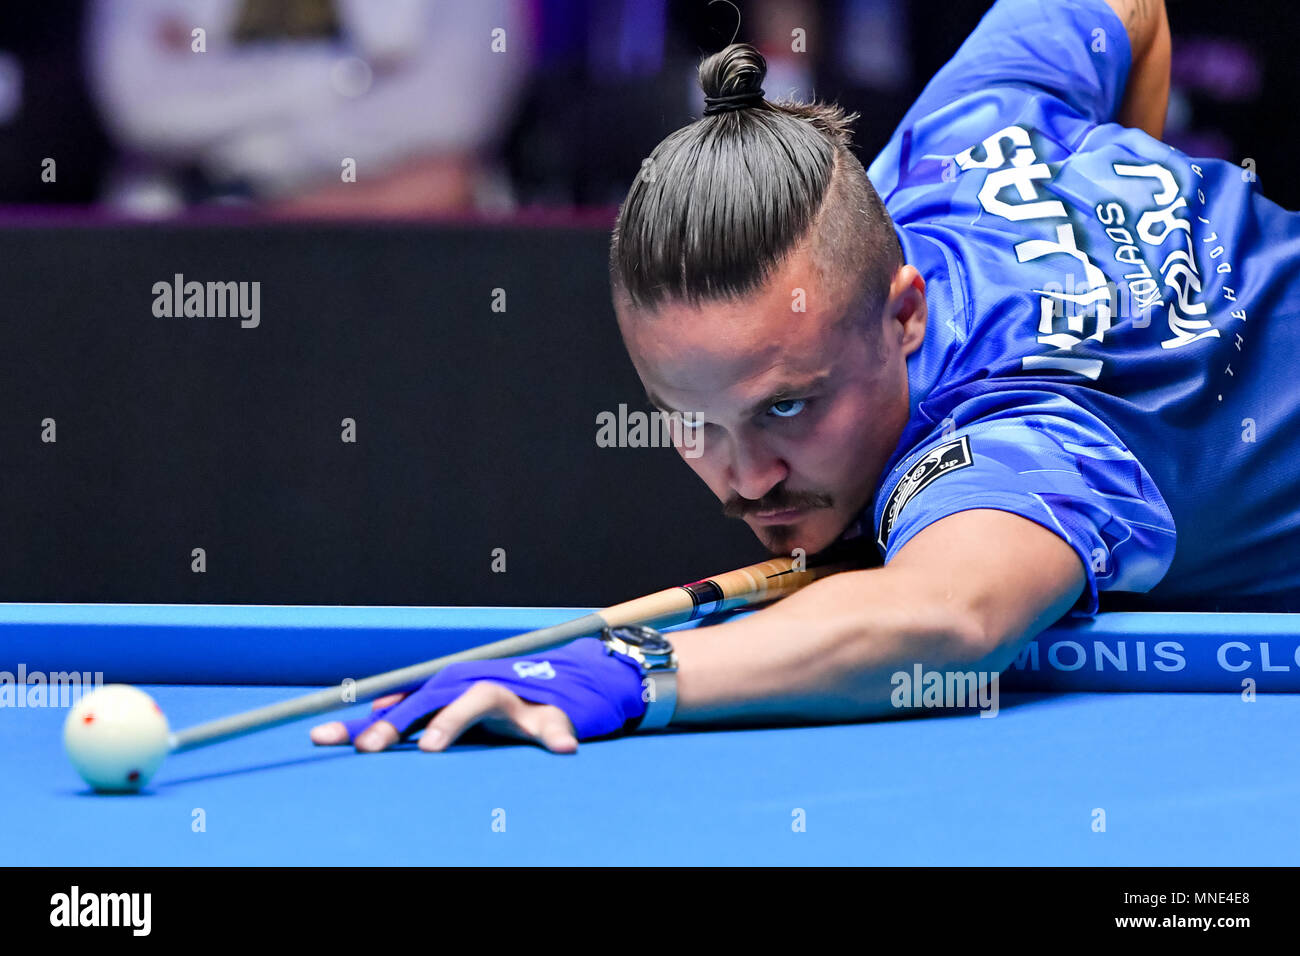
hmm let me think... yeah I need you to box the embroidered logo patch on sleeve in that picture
[877,436,975,550]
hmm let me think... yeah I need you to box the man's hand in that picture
[1105,0,1171,138]
[311,685,580,754]
[309,637,647,753]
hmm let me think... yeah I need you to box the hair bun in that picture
[699,43,767,115]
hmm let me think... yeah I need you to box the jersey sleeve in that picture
[900,0,1132,130]
[872,391,1175,616]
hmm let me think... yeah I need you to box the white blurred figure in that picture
[86,0,533,217]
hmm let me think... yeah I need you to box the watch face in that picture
[610,625,671,654]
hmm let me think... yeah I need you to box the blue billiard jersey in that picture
[863,0,1300,612]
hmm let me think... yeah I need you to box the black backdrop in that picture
[0,221,758,605]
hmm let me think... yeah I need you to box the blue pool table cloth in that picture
[2,605,1298,865]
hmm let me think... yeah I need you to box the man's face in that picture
[617,243,926,556]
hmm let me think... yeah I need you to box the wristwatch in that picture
[600,624,679,731]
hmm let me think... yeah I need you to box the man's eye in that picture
[768,399,807,419]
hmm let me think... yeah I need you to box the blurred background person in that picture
[84,0,534,217]
[0,1,1294,215]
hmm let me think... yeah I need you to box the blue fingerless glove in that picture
[343,637,648,742]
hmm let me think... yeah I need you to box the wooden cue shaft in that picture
[168,555,854,753]
[600,555,847,629]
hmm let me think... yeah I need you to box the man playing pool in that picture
[313,0,1300,753]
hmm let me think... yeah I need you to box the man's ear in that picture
[885,265,928,357]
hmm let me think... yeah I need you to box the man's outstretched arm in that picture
[670,509,1085,725]
[312,510,1085,749]
[1105,0,1171,138]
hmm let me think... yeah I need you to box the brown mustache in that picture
[722,488,833,519]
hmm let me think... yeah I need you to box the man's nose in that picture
[729,439,787,503]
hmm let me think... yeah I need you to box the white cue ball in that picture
[63,685,171,793]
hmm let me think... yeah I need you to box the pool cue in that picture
[168,552,861,753]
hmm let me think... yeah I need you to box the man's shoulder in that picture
[871,0,1133,182]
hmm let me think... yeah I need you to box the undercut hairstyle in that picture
[610,43,903,322]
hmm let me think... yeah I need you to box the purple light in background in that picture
[839,0,911,90]
[1164,130,1237,164]
[534,0,585,64]
[619,0,665,76]
[1171,37,1263,102]
[589,0,665,79]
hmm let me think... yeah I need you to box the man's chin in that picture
[746,513,847,557]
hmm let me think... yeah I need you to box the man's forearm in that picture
[670,565,994,726]
[1108,0,1172,138]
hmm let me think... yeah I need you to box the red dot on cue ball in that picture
[82,714,95,724]
[128,770,141,782]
